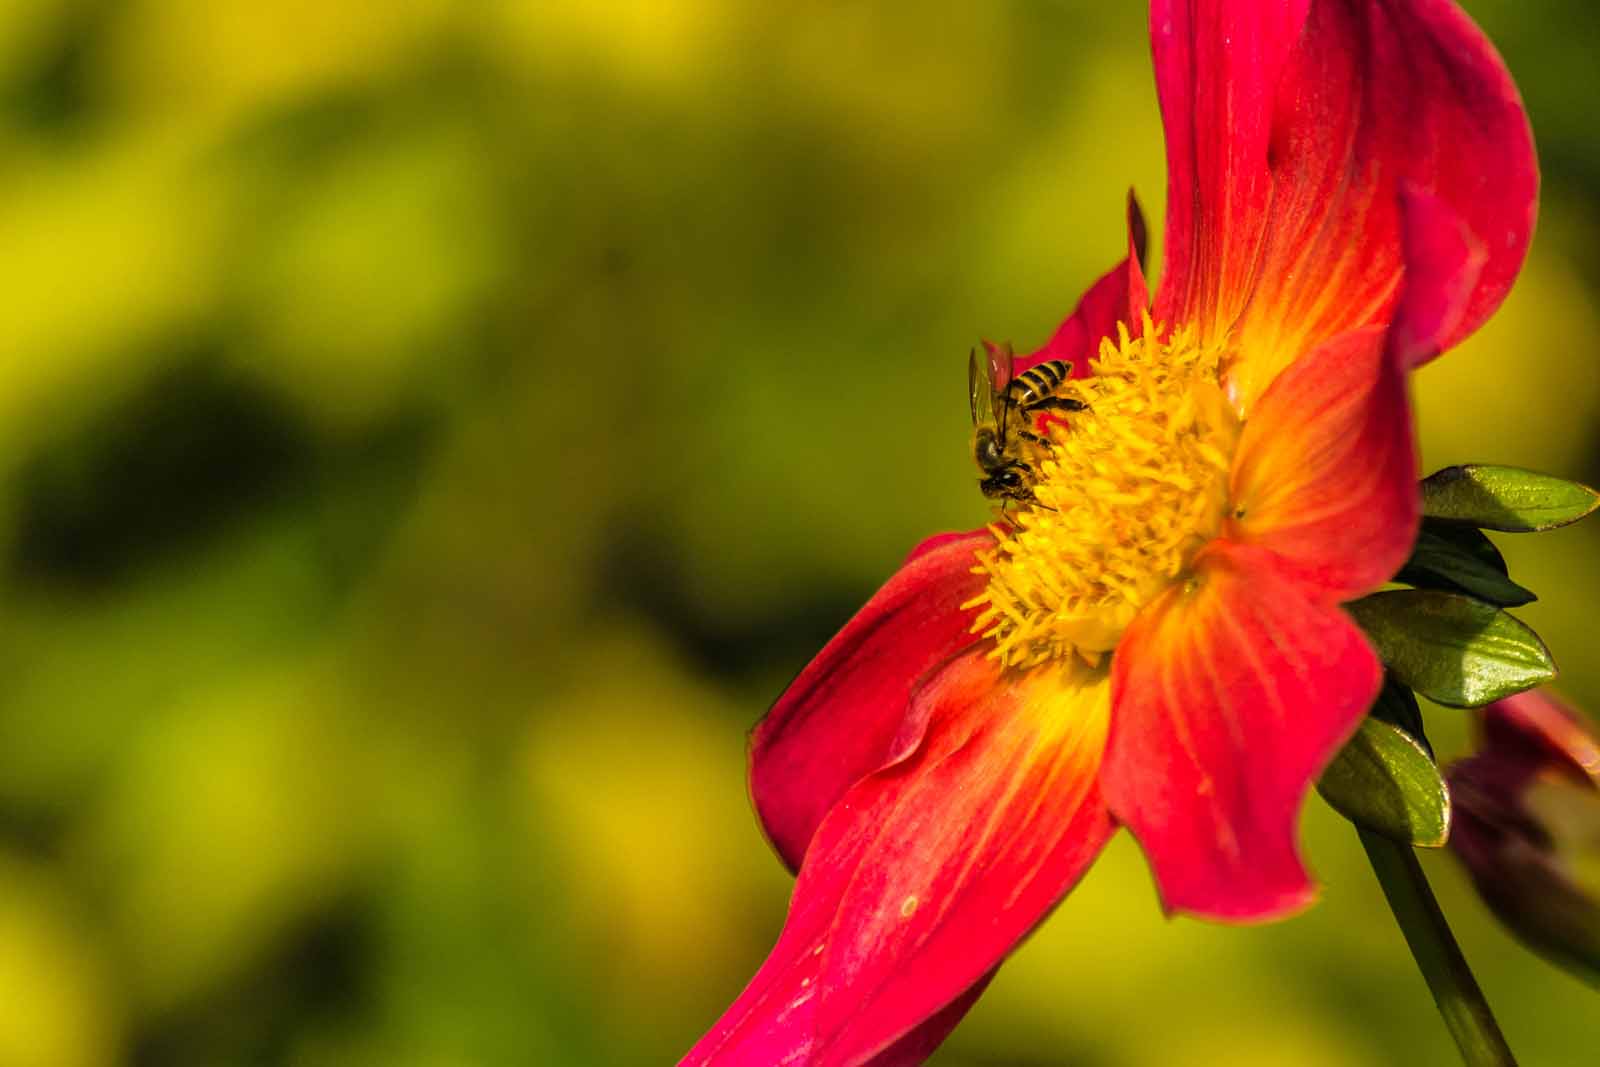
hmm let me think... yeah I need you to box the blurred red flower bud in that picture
[1448,689,1600,986]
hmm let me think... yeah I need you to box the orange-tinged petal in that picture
[750,531,989,873]
[1227,187,1487,600]
[684,653,1114,1067]
[1152,0,1536,413]
[1104,541,1381,921]
[1226,325,1414,601]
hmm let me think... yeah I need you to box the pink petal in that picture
[1151,0,1537,411]
[1103,541,1382,921]
[686,652,1115,1067]
[1016,190,1150,376]
[750,531,991,873]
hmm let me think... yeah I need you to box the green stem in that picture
[1358,828,1517,1067]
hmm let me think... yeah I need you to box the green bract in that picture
[1421,465,1600,532]
[1320,712,1449,847]
[1396,526,1535,607]
[1348,590,1555,708]
[1371,675,1431,755]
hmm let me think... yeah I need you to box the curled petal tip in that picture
[750,531,990,872]
[1390,187,1489,371]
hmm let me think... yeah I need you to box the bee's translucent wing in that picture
[968,342,1012,427]
[968,347,991,426]
[987,342,1014,396]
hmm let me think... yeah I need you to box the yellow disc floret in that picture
[966,317,1239,670]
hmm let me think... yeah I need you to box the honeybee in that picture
[968,342,1088,505]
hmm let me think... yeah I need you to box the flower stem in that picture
[1358,828,1517,1067]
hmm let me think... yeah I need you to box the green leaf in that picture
[1421,465,1600,532]
[1371,674,1431,757]
[1395,527,1536,607]
[1421,521,1508,575]
[1347,590,1556,708]
[1319,715,1450,847]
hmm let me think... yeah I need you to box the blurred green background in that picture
[0,0,1595,1064]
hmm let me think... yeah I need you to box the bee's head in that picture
[979,465,1033,502]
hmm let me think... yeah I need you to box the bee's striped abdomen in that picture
[1005,359,1073,407]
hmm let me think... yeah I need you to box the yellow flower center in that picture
[966,318,1240,670]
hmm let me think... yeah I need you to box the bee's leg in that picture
[1012,489,1056,512]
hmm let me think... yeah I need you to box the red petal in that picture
[685,653,1114,1067]
[902,529,986,564]
[1104,541,1381,921]
[751,531,990,873]
[1152,0,1537,412]
[1017,190,1150,377]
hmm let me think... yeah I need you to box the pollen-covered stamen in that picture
[966,318,1239,669]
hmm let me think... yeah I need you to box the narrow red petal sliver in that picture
[684,653,1115,1067]
[750,530,990,873]
[1016,190,1150,377]
[1152,0,1537,412]
[1103,541,1382,921]
[1227,187,1487,600]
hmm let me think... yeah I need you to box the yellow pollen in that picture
[965,316,1239,670]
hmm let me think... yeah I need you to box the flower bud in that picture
[1448,689,1600,986]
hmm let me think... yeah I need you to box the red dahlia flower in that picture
[685,1,1537,1064]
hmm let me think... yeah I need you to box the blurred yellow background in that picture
[0,1,1594,1064]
